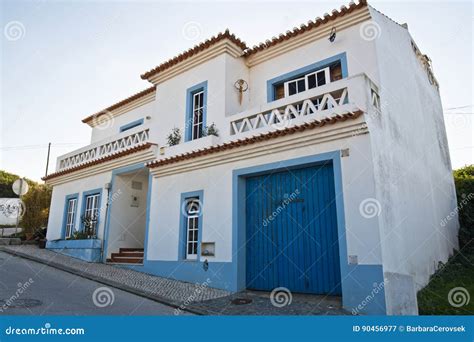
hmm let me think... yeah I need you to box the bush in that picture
[453,165,474,249]
[20,184,52,238]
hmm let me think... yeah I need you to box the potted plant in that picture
[167,127,181,146]
[203,123,219,137]
[80,214,97,239]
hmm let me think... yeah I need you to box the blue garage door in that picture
[245,162,341,295]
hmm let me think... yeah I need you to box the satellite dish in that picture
[12,178,29,196]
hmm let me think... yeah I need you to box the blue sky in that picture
[1,0,472,181]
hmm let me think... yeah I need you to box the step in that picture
[112,252,143,258]
[106,257,143,264]
[119,248,144,253]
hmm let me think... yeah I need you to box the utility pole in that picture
[45,142,51,178]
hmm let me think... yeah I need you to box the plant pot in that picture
[38,239,46,249]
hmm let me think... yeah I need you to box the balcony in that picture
[228,73,376,138]
[56,125,151,172]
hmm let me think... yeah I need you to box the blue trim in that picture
[179,190,204,261]
[61,193,79,239]
[232,150,386,314]
[80,188,103,233]
[143,172,153,263]
[185,81,208,142]
[102,162,147,262]
[46,239,102,262]
[266,52,348,102]
[119,118,144,133]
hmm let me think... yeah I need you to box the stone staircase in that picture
[106,247,144,264]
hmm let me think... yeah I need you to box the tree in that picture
[20,184,52,238]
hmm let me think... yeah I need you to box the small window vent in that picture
[131,181,143,190]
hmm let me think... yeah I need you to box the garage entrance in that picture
[245,162,341,295]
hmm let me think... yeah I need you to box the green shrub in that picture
[453,165,474,249]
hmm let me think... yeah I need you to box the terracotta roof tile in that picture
[140,29,248,80]
[43,143,156,181]
[147,110,363,169]
[244,0,368,56]
[82,86,156,124]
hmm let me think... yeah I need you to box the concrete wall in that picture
[368,8,459,315]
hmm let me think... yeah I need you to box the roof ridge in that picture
[244,0,368,56]
[140,29,247,80]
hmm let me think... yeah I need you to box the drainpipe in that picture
[101,182,112,263]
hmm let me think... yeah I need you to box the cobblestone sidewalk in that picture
[0,245,229,314]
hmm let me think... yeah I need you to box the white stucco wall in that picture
[146,132,383,267]
[368,8,459,314]
[107,171,148,256]
[46,173,111,241]
[90,100,155,144]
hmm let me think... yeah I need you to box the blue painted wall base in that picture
[121,260,235,291]
[46,239,102,263]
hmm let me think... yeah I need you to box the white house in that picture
[43,0,459,315]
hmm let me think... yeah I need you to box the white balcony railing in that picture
[229,73,373,136]
[57,126,150,171]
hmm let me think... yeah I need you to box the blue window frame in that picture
[80,188,103,238]
[185,81,208,142]
[62,193,79,239]
[179,190,204,260]
[119,118,144,133]
[266,52,348,102]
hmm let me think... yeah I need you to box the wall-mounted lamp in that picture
[328,27,337,43]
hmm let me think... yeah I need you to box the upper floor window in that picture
[268,53,347,102]
[283,67,330,98]
[192,91,204,140]
[119,118,144,133]
[185,81,207,142]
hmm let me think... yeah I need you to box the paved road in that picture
[0,251,192,315]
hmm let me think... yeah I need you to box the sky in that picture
[0,0,472,182]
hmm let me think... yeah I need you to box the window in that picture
[119,118,144,133]
[82,191,101,237]
[185,81,207,142]
[64,196,77,239]
[184,198,200,260]
[267,53,348,102]
[283,67,330,97]
[192,91,204,140]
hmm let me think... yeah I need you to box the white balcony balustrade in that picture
[229,73,374,137]
[57,126,150,171]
